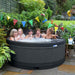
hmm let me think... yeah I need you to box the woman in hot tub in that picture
[18,28,25,40]
[43,28,57,39]
[34,28,43,38]
[10,29,19,41]
[25,29,34,40]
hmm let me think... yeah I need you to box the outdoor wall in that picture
[0,0,19,13]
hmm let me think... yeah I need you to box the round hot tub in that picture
[7,38,66,70]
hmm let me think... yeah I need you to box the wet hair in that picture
[28,29,33,32]
[36,28,40,32]
[18,28,23,34]
[10,29,17,37]
[50,28,53,34]
[48,28,53,34]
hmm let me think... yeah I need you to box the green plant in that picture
[46,7,53,20]
[62,32,70,43]
[56,0,66,14]
[0,44,15,68]
[44,0,56,13]
[19,0,45,12]
[40,21,51,30]
[0,0,54,31]
[64,24,75,37]
[56,0,75,14]
[0,28,15,68]
[63,0,75,12]
[0,29,6,45]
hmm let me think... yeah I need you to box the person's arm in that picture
[23,34,25,37]
[52,35,58,39]
[20,34,25,40]
[9,37,14,41]
[16,37,20,41]
[25,35,28,39]
[29,35,34,40]
[41,34,46,38]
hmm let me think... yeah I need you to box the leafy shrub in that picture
[0,0,54,32]
[57,24,75,43]
[46,7,53,20]
[0,29,6,45]
[64,24,75,37]
[0,44,15,68]
[0,28,15,68]
[56,0,75,14]
[40,21,51,30]
[19,0,45,12]
[63,0,75,12]
[44,0,56,13]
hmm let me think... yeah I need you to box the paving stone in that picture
[17,74,32,75]
[57,71,68,75]
[20,69,33,74]
[63,61,70,65]
[32,68,58,75]
[0,70,6,75]
[1,60,75,75]
[63,60,75,66]
[4,65,21,72]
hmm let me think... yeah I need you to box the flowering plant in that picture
[41,13,45,16]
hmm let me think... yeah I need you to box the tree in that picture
[56,0,66,6]
[44,0,56,14]
[56,0,67,14]
[56,0,75,14]
[19,0,45,13]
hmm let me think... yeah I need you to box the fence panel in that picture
[0,0,19,13]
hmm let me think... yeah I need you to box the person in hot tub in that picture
[25,29,34,40]
[18,28,25,40]
[10,29,19,41]
[34,28,42,39]
[43,28,57,39]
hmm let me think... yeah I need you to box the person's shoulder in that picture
[26,35,28,37]
[23,34,25,37]
[10,37,14,40]
[25,35,29,39]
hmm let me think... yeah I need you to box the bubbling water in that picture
[18,38,52,43]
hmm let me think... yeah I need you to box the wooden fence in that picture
[0,0,19,13]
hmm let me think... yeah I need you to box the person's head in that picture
[28,29,33,35]
[10,29,18,37]
[46,28,53,35]
[18,28,23,35]
[36,28,41,35]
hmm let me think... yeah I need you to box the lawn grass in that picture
[53,20,75,26]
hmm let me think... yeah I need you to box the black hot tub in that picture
[7,38,66,69]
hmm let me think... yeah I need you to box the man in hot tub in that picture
[25,29,34,40]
